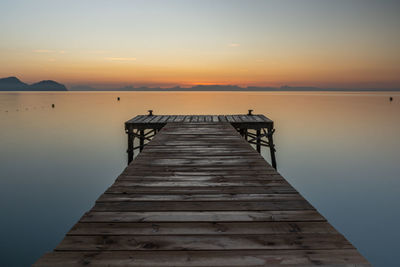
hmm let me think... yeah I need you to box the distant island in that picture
[0,77,67,91]
[70,84,400,92]
[1,76,399,91]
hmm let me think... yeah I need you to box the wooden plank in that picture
[97,194,302,202]
[173,115,185,122]
[56,234,352,251]
[140,115,157,123]
[233,115,242,122]
[116,175,286,182]
[226,115,235,122]
[80,210,326,222]
[166,115,176,122]
[253,115,265,122]
[34,250,371,267]
[106,186,298,194]
[116,175,283,181]
[136,153,260,158]
[116,174,285,180]
[112,181,290,188]
[240,115,254,122]
[130,158,270,166]
[122,169,277,175]
[92,200,314,211]
[158,115,170,123]
[123,167,276,173]
[122,170,278,176]
[67,221,337,236]
[218,115,228,122]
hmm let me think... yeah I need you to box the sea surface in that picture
[0,91,399,266]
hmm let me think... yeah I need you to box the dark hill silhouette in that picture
[0,77,67,91]
[69,84,400,91]
[0,77,30,90]
[30,80,67,91]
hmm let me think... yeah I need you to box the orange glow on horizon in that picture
[1,44,400,89]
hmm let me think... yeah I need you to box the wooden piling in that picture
[256,129,261,153]
[139,130,145,152]
[126,125,134,164]
[267,127,277,169]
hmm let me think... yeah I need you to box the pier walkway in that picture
[35,117,369,266]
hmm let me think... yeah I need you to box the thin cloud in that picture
[229,43,240,47]
[106,57,137,61]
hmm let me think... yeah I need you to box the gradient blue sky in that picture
[1,0,399,88]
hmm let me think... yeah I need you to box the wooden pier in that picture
[34,114,369,266]
[125,112,277,168]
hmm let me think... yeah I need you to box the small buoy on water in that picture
[390,97,393,102]
[52,104,55,108]
[117,97,120,101]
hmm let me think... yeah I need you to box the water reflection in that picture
[0,92,399,266]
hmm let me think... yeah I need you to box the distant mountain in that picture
[0,77,67,91]
[0,77,30,91]
[30,80,67,91]
[68,84,400,91]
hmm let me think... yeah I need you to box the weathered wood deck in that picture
[34,121,370,266]
[125,113,277,168]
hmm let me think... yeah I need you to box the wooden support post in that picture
[256,129,261,153]
[140,130,145,152]
[245,129,248,141]
[127,126,134,164]
[267,127,277,169]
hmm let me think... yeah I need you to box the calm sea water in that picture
[0,91,399,266]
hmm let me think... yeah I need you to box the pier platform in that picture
[125,113,277,168]
[34,115,370,266]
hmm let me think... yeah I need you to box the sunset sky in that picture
[0,0,399,89]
